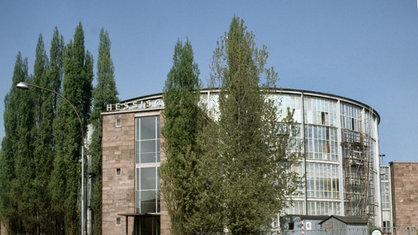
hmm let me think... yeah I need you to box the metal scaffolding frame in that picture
[341,107,376,226]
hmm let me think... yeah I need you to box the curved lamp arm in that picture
[16,81,87,235]
[17,81,84,139]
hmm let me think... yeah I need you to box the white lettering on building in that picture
[106,98,164,112]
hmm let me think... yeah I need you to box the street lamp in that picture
[17,81,86,235]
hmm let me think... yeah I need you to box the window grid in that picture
[307,201,340,215]
[278,94,302,123]
[304,97,337,127]
[135,116,161,214]
[306,162,340,199]
[305,125,338,161]
[340,103,362,131]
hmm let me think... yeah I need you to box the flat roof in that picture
[106,87,380,122]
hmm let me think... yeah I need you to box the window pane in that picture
[136,141,140,163]
[157,168,160,189]
[141,190,156,213]
[136,191,140,213]
[141,117,155,139]
[141,153,156,163]
[141,167,156,190]
[136,168,140,190]
[135,116,161,214]
[135,118,140,140]
[157,191,160,212]
[156,116,160,137]
[141,140,156,154]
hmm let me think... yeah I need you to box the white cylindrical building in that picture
[200,88,381,226]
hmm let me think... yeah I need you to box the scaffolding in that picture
[341,108,376,226]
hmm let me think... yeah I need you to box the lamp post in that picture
[17,81,86,235]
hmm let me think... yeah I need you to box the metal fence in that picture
[281,227,418,235]
[204,227,418,235]
[282,227,368,235]
[384,226,418,235]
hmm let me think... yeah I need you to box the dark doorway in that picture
[135,214,160,235]
[119,213,160,235]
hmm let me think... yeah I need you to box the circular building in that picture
[200,88,381,225]
[101,88,381,235]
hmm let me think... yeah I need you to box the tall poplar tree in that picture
[51,22,93,234]
[30,34,52,233]
[28,30,64,233]
[1,29,64,234]
[210,17,302,233]
[48,27,65,112]
[90,28,119,235]
[0,53,31,232]
[47,28,66,233]
[161,40,210,234]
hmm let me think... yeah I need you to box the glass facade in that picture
[135,116,161,214]
[304,96,337,127]
[306,162,339,199]
[127,89,380,226]
[305,126,339,161]
[200,90,380,225]
[380,166,392,233]
[340,103,362,131]
[380,166,390,209]
[269,92,379,225]
[307,201,341,215]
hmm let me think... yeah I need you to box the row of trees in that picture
[1,16,301,234]
[162,17,302,234]
[0,23,118,234]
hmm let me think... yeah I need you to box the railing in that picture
[280,226,418,235]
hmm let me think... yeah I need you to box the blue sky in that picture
[1,0,417,164]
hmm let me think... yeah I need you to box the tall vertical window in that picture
[135,116,160,213]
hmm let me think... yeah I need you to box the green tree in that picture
[0,29,65,234]
[29,34,53,233]
[90,28,119,235]
[47,27,66,233]
[0,53,31,233]
[13,61,36,234]
[210,16,302,234]
[162,40,218,234]
[48,27,65,111]
[28,30,64,233]
[51,22,93,234]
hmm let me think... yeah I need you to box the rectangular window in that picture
[136,116,160,164]
[115,118,122,127]
[135,116,161,214]
[321,112,326,125]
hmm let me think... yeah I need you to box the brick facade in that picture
[102,110,170,235]
[102,112,136,235]
[390,162,418,227]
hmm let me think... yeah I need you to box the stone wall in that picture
[159,116,171,235]
[102,111,171,235]
[102,112,136,235]
[390,162,418,227]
